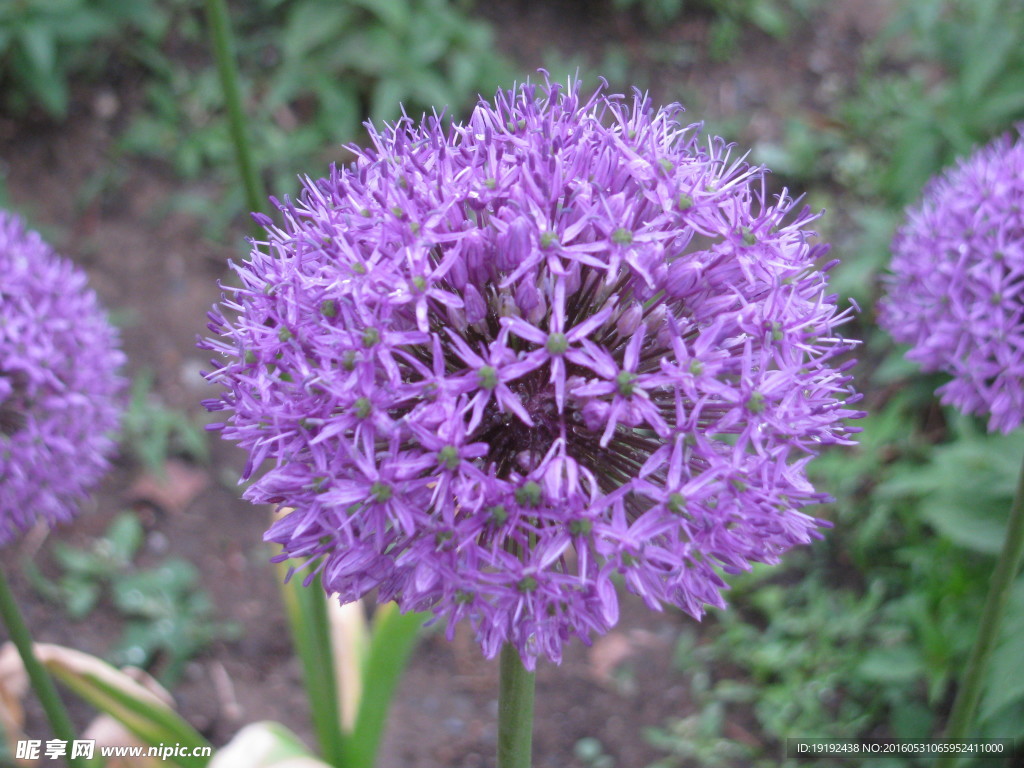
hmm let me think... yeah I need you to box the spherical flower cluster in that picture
[1,211,125,546]
[879,130,1024,434]
[203,76,862,667]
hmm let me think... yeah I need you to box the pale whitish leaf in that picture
[210,722,332,768]
[84,717,160,767]
[0,644,27,747]
[35,644,210,767]
[328,599,368,732]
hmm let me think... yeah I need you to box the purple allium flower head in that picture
[202,75,862,668]
[0,211,125,546]
[879,130,1024,434]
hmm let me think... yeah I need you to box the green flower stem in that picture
[203,0,265,222]
[0,568,90,768]
[943,448,1024,748]
[277,566,344,767]
[497,643,535,768]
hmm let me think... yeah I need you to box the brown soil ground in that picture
[0,2,891,766]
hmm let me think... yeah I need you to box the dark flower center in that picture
[0,370,30,437]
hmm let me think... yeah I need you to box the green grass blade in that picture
[341,604,426,768]
[276,563,344,767]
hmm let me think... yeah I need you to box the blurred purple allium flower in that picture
[879,130,1024,434]
[0,211,125,546]
[202,75,862,667]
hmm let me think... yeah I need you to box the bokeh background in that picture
[2,1,1024,766]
